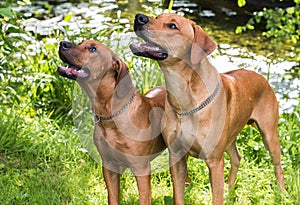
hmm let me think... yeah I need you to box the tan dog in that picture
[58,40,167,205]
[130,13,286,204]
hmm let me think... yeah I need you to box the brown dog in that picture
[130,13,286,204]
[58,40,167,205]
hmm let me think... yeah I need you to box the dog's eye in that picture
[88,46,97,53]
[167,23,178,30]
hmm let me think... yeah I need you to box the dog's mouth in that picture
[130,34,168,60]
[58,64,90,80]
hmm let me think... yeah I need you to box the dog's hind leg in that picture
[226,140,241,190]
[256,119,286,189]
[252,100,286,190]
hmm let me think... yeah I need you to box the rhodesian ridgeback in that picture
[58,40,167,205]
[130,13,286,204]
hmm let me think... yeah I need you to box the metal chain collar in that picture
[94,92,136,124]
[176,81,220,117]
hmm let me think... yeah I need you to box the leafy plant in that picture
[236,0,300,47]
[0,6,26,103]
[0,3,75,119]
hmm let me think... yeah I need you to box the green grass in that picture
[0,2,299,204]
[0,105,299,204]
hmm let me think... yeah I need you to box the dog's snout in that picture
[60,41,72,50]
[135,14,149,26]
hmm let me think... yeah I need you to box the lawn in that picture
[0,104,299,204]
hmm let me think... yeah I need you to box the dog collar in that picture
[176,81,220,117]
[94,92,136,124]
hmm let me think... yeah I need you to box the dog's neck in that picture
[79,68,135,117]
[159,57,220,113]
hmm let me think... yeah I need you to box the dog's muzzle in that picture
[58,41,90,80]
[130,14,168,60]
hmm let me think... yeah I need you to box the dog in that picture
[130,13,286,204]
[58,40,167,205]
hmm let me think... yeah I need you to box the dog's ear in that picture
[112,57,129,83]
[190,23,216,65]
[112,57,133,97]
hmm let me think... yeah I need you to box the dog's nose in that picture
[60,41,72,50]
[135,14,149,26]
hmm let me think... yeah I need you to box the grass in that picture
[0,105,299,204]
[0,2,299,204]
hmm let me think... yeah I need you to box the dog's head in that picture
[58,40,129,83]
[130,13,216,65]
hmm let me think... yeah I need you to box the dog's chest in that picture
[100,127,131,150]
[164,112,222,159]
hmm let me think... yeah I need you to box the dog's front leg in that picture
[206,157,224,205]
[102,166,120,205]
[170,154,187,205]
[132,162,151,205]
[135,174,151,205]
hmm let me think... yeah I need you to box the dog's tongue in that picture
[130,42,168,60]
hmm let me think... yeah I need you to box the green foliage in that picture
[0,104,105,204]
[128,56,165,93]
[279,105,300,168]
[237,0,247,7]
[0,8,13,17]
[0,105,30,155]
[236,1,300,48]
[0,5,74,119]
[167,0,174,12]
[1,104,299,204]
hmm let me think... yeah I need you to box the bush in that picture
[236,0,300,48]
[0,5,74,119]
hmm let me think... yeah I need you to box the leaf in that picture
[64,13,74,22]
[247,24,254,30]
[286,7,295,15]
[237,0,246,7]
[291,35,298,44]
[6,25,25,34]
[0,8,13,18]
[235,26,243,34]
[168,0,174,12]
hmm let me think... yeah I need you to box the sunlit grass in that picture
[1,102,299,204]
